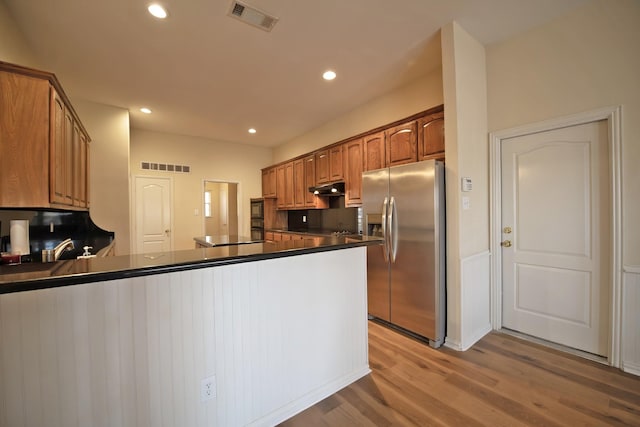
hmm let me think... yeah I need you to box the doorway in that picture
[203,181,238,237]
[490,106,622,365]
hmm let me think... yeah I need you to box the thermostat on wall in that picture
[461,177,473,192]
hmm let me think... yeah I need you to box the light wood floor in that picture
[280,321,640,426]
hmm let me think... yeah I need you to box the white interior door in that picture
[135,176,172,254]
[501,120,610,356]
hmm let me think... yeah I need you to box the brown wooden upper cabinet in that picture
[275,164,286,209]
[262,166,277,198]
[316,146,343,184]
[315,149,330,184]
[0,62,90,210]
[274,161,297,209]
[329,144,344,181]
[263,105,443,211]
[418,111,445,161]
[385,121,418,166]
[284,161,295,208]
[363,131,386,171]
[304,155,316,207]
[293,158,305,208]
[344,139,363,206]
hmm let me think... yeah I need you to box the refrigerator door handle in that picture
[389,196,399,262]
[381,197,389,261]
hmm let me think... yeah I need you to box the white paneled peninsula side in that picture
[0,237,379,426]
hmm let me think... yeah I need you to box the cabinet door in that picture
[262,169,270,197]
[63,108,75,205]
[363,131,385,171]
[418,111,445,160]
[262,167,277,197]
[329,145,344,181]
[316,150,330,184]
[0,72,50,207]
[385,121,417,166]
[72,122,81,206]
[85,140,91,209]
[276,164,286,209]
[344,139,363,206]
[268,168,276,197]
[284,161,294,208]
[73,130,89,207]
[50,89,67,205]
[293,159,305,208]
[304,155,316,207]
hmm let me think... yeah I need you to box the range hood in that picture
[309,181,345,196]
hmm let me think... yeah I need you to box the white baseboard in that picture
[622,361,640,377]
[253,366,372,426]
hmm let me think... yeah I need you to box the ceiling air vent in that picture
[227,1,279,32]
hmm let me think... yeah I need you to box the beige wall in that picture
[486,0,640,266]
[74,100,132,255]
[441,22,491,350]
[0,0,40,68]
[130,129,272,250]
[273,66,444,163]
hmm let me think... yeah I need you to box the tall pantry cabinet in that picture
[0,61,90,210]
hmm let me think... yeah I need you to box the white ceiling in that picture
[5,0,588,148]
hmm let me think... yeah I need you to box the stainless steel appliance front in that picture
[362,160,445,347]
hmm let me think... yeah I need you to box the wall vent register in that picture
[228,0,279,32]
[140,162,191,173]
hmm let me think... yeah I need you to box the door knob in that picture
[165,229,171,235]
[501,240,512,248]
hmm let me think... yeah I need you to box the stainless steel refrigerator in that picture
[362,159,445,348]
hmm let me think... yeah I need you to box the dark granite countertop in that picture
[193,235,261,247]
[265,228,360,237]
[0,235,382,294]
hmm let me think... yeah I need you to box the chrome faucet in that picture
[42,238,75,262]
[53,238,75,260]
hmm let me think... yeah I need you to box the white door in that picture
[501,120,610,356]
[134,176,172,254]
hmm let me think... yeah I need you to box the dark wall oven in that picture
[250,199,264,219]
[250,199,264,240]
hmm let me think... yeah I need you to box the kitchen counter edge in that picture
[0,235,382,294]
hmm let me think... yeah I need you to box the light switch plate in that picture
[462,196,471,210]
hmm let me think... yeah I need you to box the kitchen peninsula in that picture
[0,237,380,426]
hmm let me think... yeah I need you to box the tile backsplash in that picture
[288,207,360,233]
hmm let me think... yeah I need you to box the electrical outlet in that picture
[201,376,216,402]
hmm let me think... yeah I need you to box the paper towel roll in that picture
[10,220,30,255]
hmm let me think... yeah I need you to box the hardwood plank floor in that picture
[279,321,640,426]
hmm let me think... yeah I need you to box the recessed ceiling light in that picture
[148,4,168,19]
[248,128,257,134]
[323,70,337,81]
[140,107,152,114]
